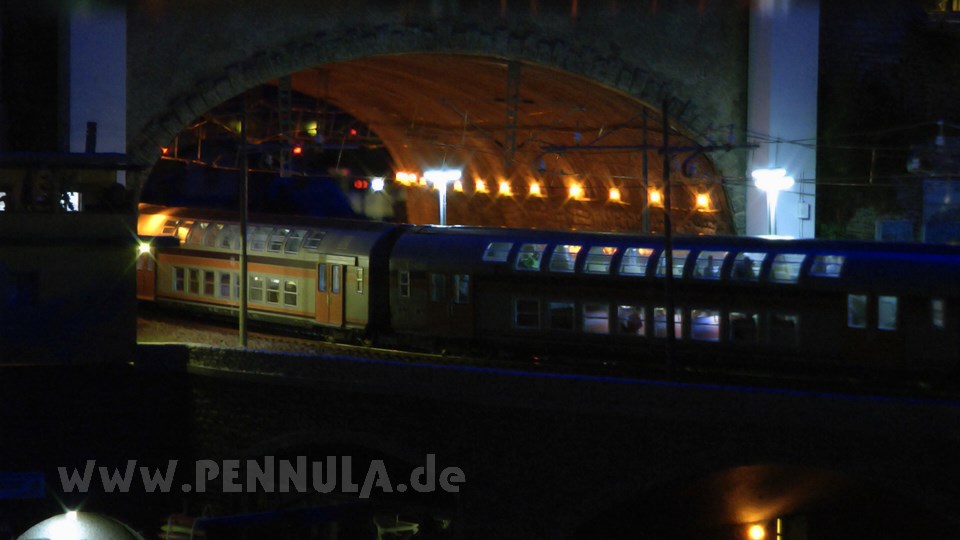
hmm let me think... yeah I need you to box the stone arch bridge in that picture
[127,0,751,232]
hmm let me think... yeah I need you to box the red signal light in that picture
[349,128,358,137]
[353,179,369,190]
[292,146,303,155]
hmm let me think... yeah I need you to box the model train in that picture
[136,204,960,380]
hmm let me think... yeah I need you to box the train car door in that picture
[427,272,474,339]
[315,255,354,327]
[136,250,155,301]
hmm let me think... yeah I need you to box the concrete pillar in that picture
[747,0,819,238]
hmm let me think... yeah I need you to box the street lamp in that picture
[752,168,794,235]
[422,168,462,225]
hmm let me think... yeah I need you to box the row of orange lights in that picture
[394,171,711,209]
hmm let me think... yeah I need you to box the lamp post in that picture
[423,168,462,225]
[752,168,794,236]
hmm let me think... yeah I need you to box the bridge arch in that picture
[129,5,750,231]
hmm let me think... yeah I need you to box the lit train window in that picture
[620,248,654,276]
[268,229,290,252]
[331,266,342,294]
[266,278,281,304]
[515,244,547,270]
[177,221,194,242]
[284,281,298,307]
[483,242,513,262]
[690,309,720,341]
[186,222,208,245]
[203,271,215,296]
[303,231,325,251]
[584,247,617,274]
[770,253,805,283]
[173,267,185,292]
[249,227,269,251]
[932,298,945,329]
[693,251,727,279]
[250,276,264,302]
[218,225,239,249]
[731,252,764,281]
[653,307,683,339]
[454,274,470,304]
[729,312,759,343]
[398,270,410,298]
[203,224,224,247]
[161,219,179,236]
[655,250,690,278]
[218,272,231,298]
[583,303,609,334]
[317,264,326,292]
[515,299,540,329]
[188,269,200,295]
[617,306,645,336]
[847,294,867,328]
[549,245,581,272]
[878,295,898,331]
[810,255,845,278]
[547,302,575,330]
[285,229,308,254]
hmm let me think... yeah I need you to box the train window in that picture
[770,253,805,283]
[218,225,239,249]
[770,313,799,346]
[585,247,617,274]
[515,243,547,270]
[399,270,410,298]
[655,250,690,278]
[731,252,764,281]
[515,299,540,329]
[218,272,231,298]
[266,278,281,304]
[303,231,325,251]
[250,276,264,302]
[136,255,143,271]
[483,242,513,262]
[203,271,215,296]
[317,264,327,292]
[232,272,240,299]
[653,307,683,339]
[729,312,759,344]
[356,267,364,295]
[173,267,185,292]
[284,229,308,254]
[549,245,581,272]
[878,295,898,331]
[268,228,290,253]
[176,220,194,242]
[693,251,727,279]
[547,302,575,330]
[250,227,269,251]
[932,298,945,329]
[847,294,867,328]
[618,306,646,336]
[454,274,470,304]
[810,255,845,278]
[583,303,609,334]
[430,273,446,301]
[186,222,208,245]
[690,309,721,342]
[188,269,200,295]
[331,265,342,294]
[0,192,5,211]
[161,219,179,236]
[621,248,654,276]
[203,224,224,247]
[284,281,298,307]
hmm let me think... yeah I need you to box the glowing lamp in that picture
[530,182,542,197]
[752,168,795,235]
[292,146,303,155]
[569,183,584,199]
[649,189,662,206]
[306,121,318,136]
[748,524,766,540]
[475,179,488,193]
[370,177,385,192]
[423,168,463,225]
[395,171,417,185]
[137,243,151,255]
[609,187,622,202]
[453,180,464,192]
[498,180,513,196]
[696,193,710,209]
[160,147,169,155]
